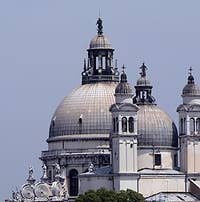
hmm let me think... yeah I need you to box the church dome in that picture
[115,82,133,95]
[115,70,133,95]
[49,83,178,148]
[182,83,200,96]
[133,63,178,147]
[89,34,112,49]
[182,69,200,96]
[137,105,178,147]
[49,82,117,138]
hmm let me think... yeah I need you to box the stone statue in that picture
[88,162,95,173]
[27,166,36,184]
[51,181,61,198]
[29,166,34,179]
[42,164,48,179]
[41,163,48,183]
[55,163,61,175]
[140,63,147,77]
[96,18,103,35]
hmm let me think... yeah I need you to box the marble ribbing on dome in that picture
[182,83,200,96]
[89,35,112,49]
[136,76,151,86]
[137,105,178,147]
[182,73,200,96]
[115,72,133,95]
[49,82,117,137]
[115,82,133,94]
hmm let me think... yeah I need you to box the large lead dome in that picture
[48,21,178,148]
[49,82,117,137]
[137,105,177,147]
[133,63,178,147]
[49,18,119,139]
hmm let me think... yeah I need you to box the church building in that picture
[8,18,200,202]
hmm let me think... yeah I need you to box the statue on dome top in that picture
[97,17,103,35]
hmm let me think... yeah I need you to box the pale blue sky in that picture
[1,0,200,200]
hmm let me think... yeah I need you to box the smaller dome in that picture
[89,34,112,49]
[182,73,200,96]
[137,105,178,147]
[182,83,200,96]
[115,82,133,94]
[136,76,151,86]
[115,71,133,94]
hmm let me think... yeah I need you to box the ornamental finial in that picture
[122,64,126,72]
[121,65,127,83]
[188,66,195,84]
[189,66,193,76]
[96,18,103,35]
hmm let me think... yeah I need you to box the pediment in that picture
[110,103,139,112]
[177,104,187,112]
[188,104,200,112]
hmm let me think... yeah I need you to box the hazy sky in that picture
[1,0,200,200]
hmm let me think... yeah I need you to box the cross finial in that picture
[187,66,195,84]
[189,66,193,76]
[120,64,127,83]
[122,64,126,72]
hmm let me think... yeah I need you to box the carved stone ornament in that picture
[34,182,51,201]
[21,183,35,200]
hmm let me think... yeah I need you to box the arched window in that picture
[190,118,195,133]
[184,118,186,134]
[116,117,119,132]
[102,56,106,69]
[128,117,134,133]
[49,120,55,137]
[180,118,184,134]
[196,118,200,133]
[48,170,52,182]
[113,118,116,132]
[154,154,161,166]
[122,117,127,132]
[69,169,78,196]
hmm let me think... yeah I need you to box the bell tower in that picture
[82,18,119,84]
[110,68,139,191]
[177,68,200,173]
